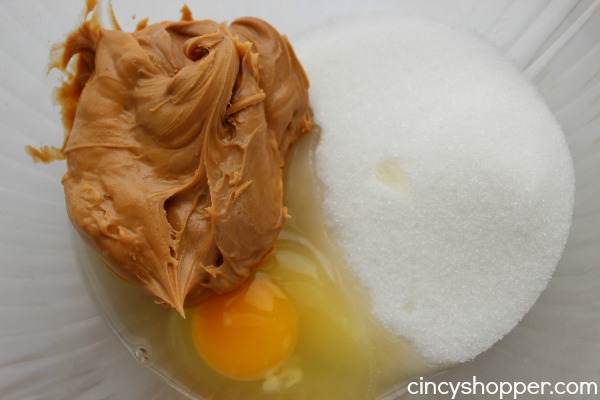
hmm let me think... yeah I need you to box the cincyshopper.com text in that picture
[408,376,598,399]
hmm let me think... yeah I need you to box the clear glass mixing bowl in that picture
[1,1,598,399]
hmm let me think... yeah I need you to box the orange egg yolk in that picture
[191,272,298,381]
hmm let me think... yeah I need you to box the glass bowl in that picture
[1,1,598,399]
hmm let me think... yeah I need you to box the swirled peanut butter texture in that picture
[57,15,313,315]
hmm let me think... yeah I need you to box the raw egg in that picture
[191,272,298,381]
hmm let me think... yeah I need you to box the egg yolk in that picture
[191,272,298,381]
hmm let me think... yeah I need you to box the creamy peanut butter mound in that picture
[55,8,313,315]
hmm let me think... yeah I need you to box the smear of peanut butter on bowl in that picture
[51,4,313,316]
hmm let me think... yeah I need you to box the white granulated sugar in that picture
[295,17,574,364]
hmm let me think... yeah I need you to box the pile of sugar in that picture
[295,16,574,364]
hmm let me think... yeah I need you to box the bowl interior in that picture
[1,1,599,399]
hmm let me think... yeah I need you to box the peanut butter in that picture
[55,6,313,315]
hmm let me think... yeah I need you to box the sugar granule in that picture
[295,17,574,364]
